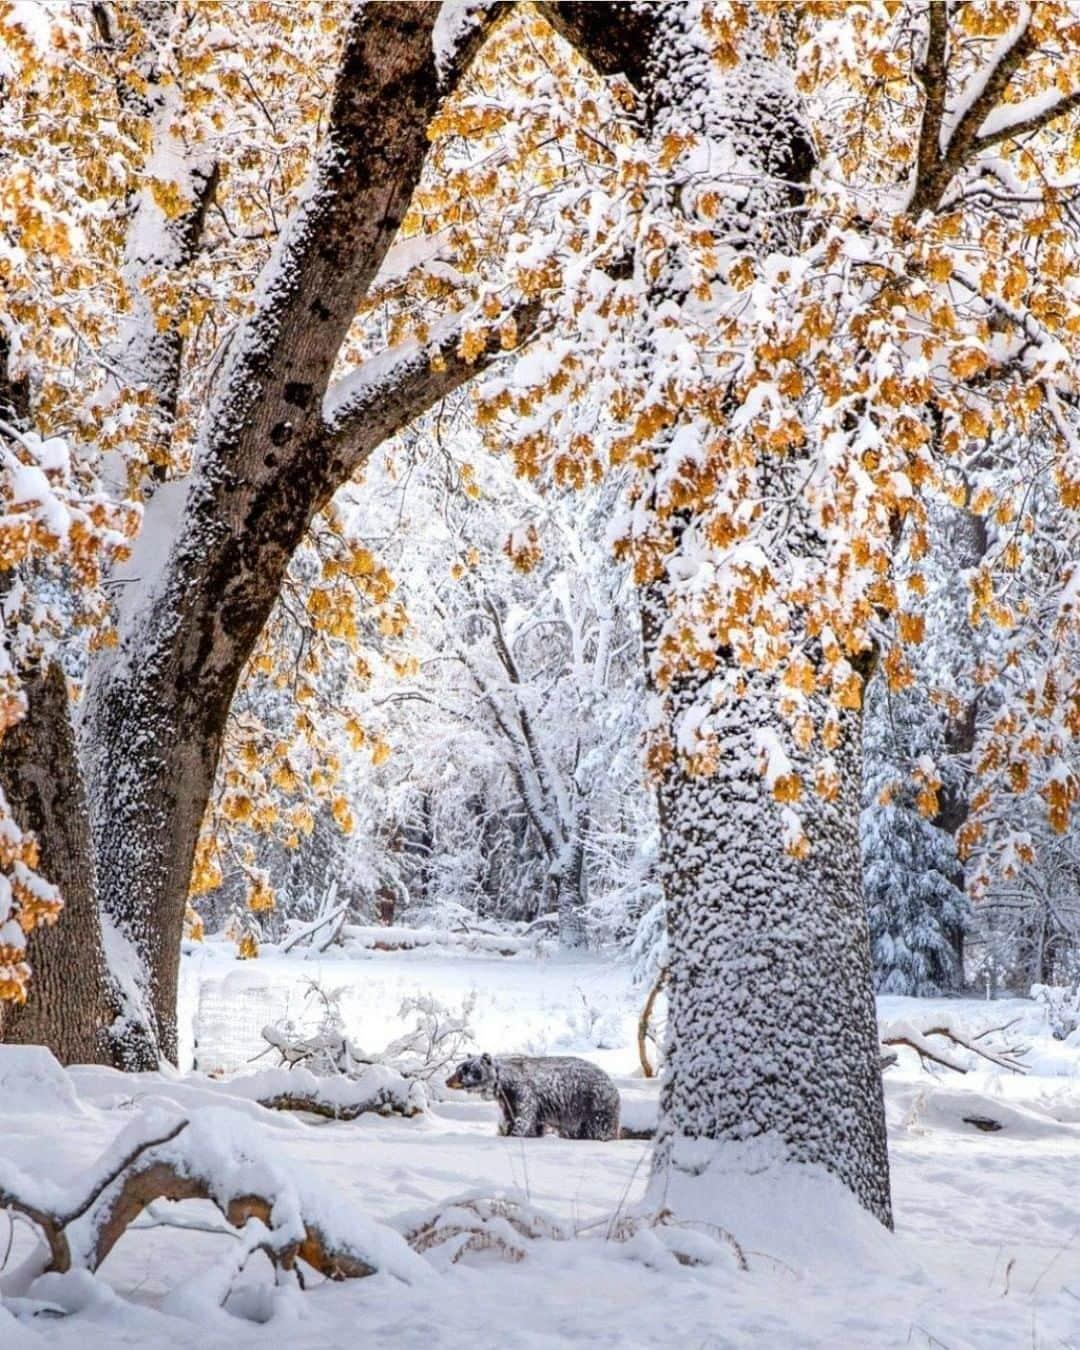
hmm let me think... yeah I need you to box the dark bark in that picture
[536,3,653,88]
[0,330,30,422]
[0,665,118,1064]
[79,3,515,1064]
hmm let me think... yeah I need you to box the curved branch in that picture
[2,1114,403,1285]
[320,295,545,485]
[970,89,1080,156]
[637,966,668,1079]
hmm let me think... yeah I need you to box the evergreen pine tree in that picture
[862,676,969,995]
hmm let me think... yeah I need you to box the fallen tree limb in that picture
[880,1018,1028,1075]
[0,1107,424,1296]
[257,1091,423,1122]
[231,1065,427,1120]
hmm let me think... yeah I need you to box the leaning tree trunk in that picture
[76,3,514,1065]
[0,664,119,1064]
[541,1,891,1224]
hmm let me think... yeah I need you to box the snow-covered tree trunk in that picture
[554,831,587,949]
[650,654,890,1223]
[0,664,119,1063]
[68,2,514,1065]
[542,1,891,1224]
[930,499,991,973]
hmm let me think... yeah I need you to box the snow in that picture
[6,954,1080,1346]
[179,943,633,1075]
[432,2,497,85]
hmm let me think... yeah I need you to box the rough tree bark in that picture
[0,666,118,1063]
[5,2,530,1067]
[0,336,119,1062]
[540,1,892,1224]
[78,2,519,1064]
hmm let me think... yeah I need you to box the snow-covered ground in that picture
[4,946,1080,1348]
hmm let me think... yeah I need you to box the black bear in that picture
[446,1053,620,1140]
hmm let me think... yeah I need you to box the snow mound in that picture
[647,1137,912,1279]
[888,1082,1080,1140]
[0,1046,83,1116]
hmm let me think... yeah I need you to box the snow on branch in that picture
[233,1063,426,1121]
[320,294,546,483]
[250,982,476,1119]
[880,1016,1029,1075]
[0,1106,425,1297]
[433,2,510,87]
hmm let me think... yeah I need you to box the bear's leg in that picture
[504,1082,542,1137]
[507,1106,542,1137]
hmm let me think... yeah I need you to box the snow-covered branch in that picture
[320,295,546,483]
[0,1106,424,1294]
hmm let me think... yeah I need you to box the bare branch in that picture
[970,89,1080,156]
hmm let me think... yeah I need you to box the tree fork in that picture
[77,2,520,1064]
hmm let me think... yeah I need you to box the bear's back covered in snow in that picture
[447,1053,620,1140]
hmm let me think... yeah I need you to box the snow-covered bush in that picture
[1031,984,1080,1042]
[259,980,476,1106]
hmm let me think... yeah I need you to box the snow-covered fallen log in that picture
[341,923,533,957]
[227,1064,427,1120]
[255,985,475,1106]
[0,1105,425,1297]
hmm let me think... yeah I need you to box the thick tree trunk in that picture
[78,3,512,1064]
[647,651,892,1225]
[0,665,119,1064]
[542,1,891,1223]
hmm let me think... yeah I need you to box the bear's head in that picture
[446,1052,496,1093]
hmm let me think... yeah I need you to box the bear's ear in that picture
[481,1052,492,1064]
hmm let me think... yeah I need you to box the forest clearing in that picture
[4,942,1080,1347]
[0,1,1077,1346]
